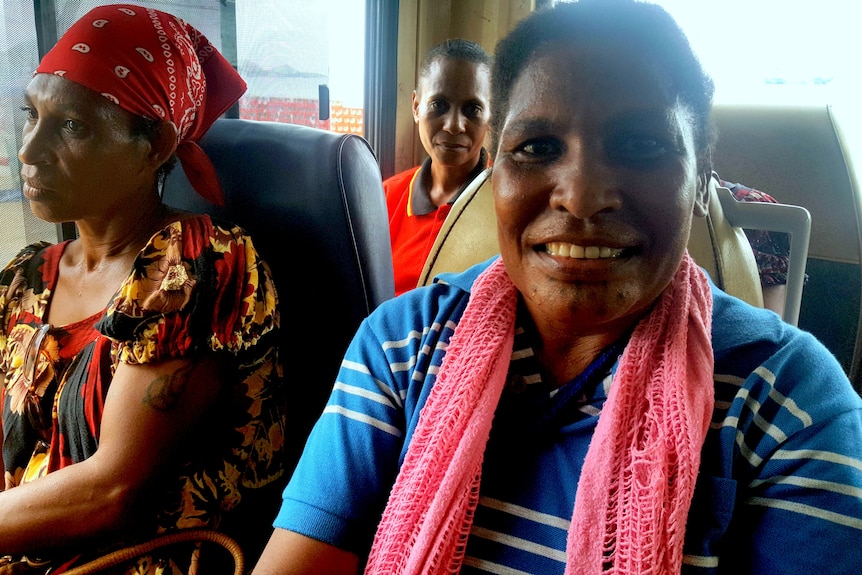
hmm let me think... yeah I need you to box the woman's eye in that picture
[464,104,483,120]
[62,119,84,133]
[514,138,562,161]
[609,134,668,162]
[20,106,37,121]
[428,100,448,114]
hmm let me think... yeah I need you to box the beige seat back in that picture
[711,104,859,389]
[419,169,499,287]
[419,169,767,310]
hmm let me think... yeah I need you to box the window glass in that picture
[0,0,367,264]
[653,0,862,163]
[0,1,57,266]
[236,0,365,135]
[53,1,223,44]
[654,0,860,107]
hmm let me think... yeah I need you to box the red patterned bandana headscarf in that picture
[36,4,247,205]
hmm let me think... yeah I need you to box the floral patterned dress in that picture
[0,214,285,573]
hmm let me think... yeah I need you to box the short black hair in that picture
[491,0,715,172]
[418,38,491,87]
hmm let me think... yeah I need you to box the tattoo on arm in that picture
[143,364,195,411]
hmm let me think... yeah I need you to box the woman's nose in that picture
[549,146,621,219]
[18,122,51,166]
[442,109,465,134]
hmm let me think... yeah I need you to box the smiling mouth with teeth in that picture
[545,241,624,259]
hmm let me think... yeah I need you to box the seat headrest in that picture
[162,118,395,522]
[163,118,394,320]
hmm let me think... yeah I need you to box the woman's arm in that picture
[0,356,222,555]
[761,283,786,317]
[253,528,360,575]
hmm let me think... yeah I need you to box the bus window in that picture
[649,0,862,157]
[0,0,56,265]
[649,0,859,105]
[236,0,365,135]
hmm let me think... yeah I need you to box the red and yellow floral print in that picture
[0,214,285,568]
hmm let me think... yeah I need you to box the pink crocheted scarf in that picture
[365,254,715,575]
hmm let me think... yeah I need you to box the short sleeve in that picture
[98,215,278,364]
[0,242,57,356]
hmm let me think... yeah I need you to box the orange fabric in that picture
[384,167,453,296]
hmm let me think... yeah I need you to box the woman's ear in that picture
[412,90,420,124]
[149,120,178,170]
[693,171,710,218]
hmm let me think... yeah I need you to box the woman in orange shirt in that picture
[385,39,491,295]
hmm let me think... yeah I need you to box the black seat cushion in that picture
[162,118,394,561]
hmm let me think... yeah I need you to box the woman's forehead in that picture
[26,73,134,123]
[419,57,489,94]
[504,45,677,123]
[28,74,105,105]
[532,44,669,92]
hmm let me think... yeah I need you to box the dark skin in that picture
[19,75,181,325]
[412,56,491,207]
[252,41,710,575]
[0,74,222,556]
[493,45,708,386]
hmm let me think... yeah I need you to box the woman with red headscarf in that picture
[0,5,284,573]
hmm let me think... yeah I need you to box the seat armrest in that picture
[713,185,811,325]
